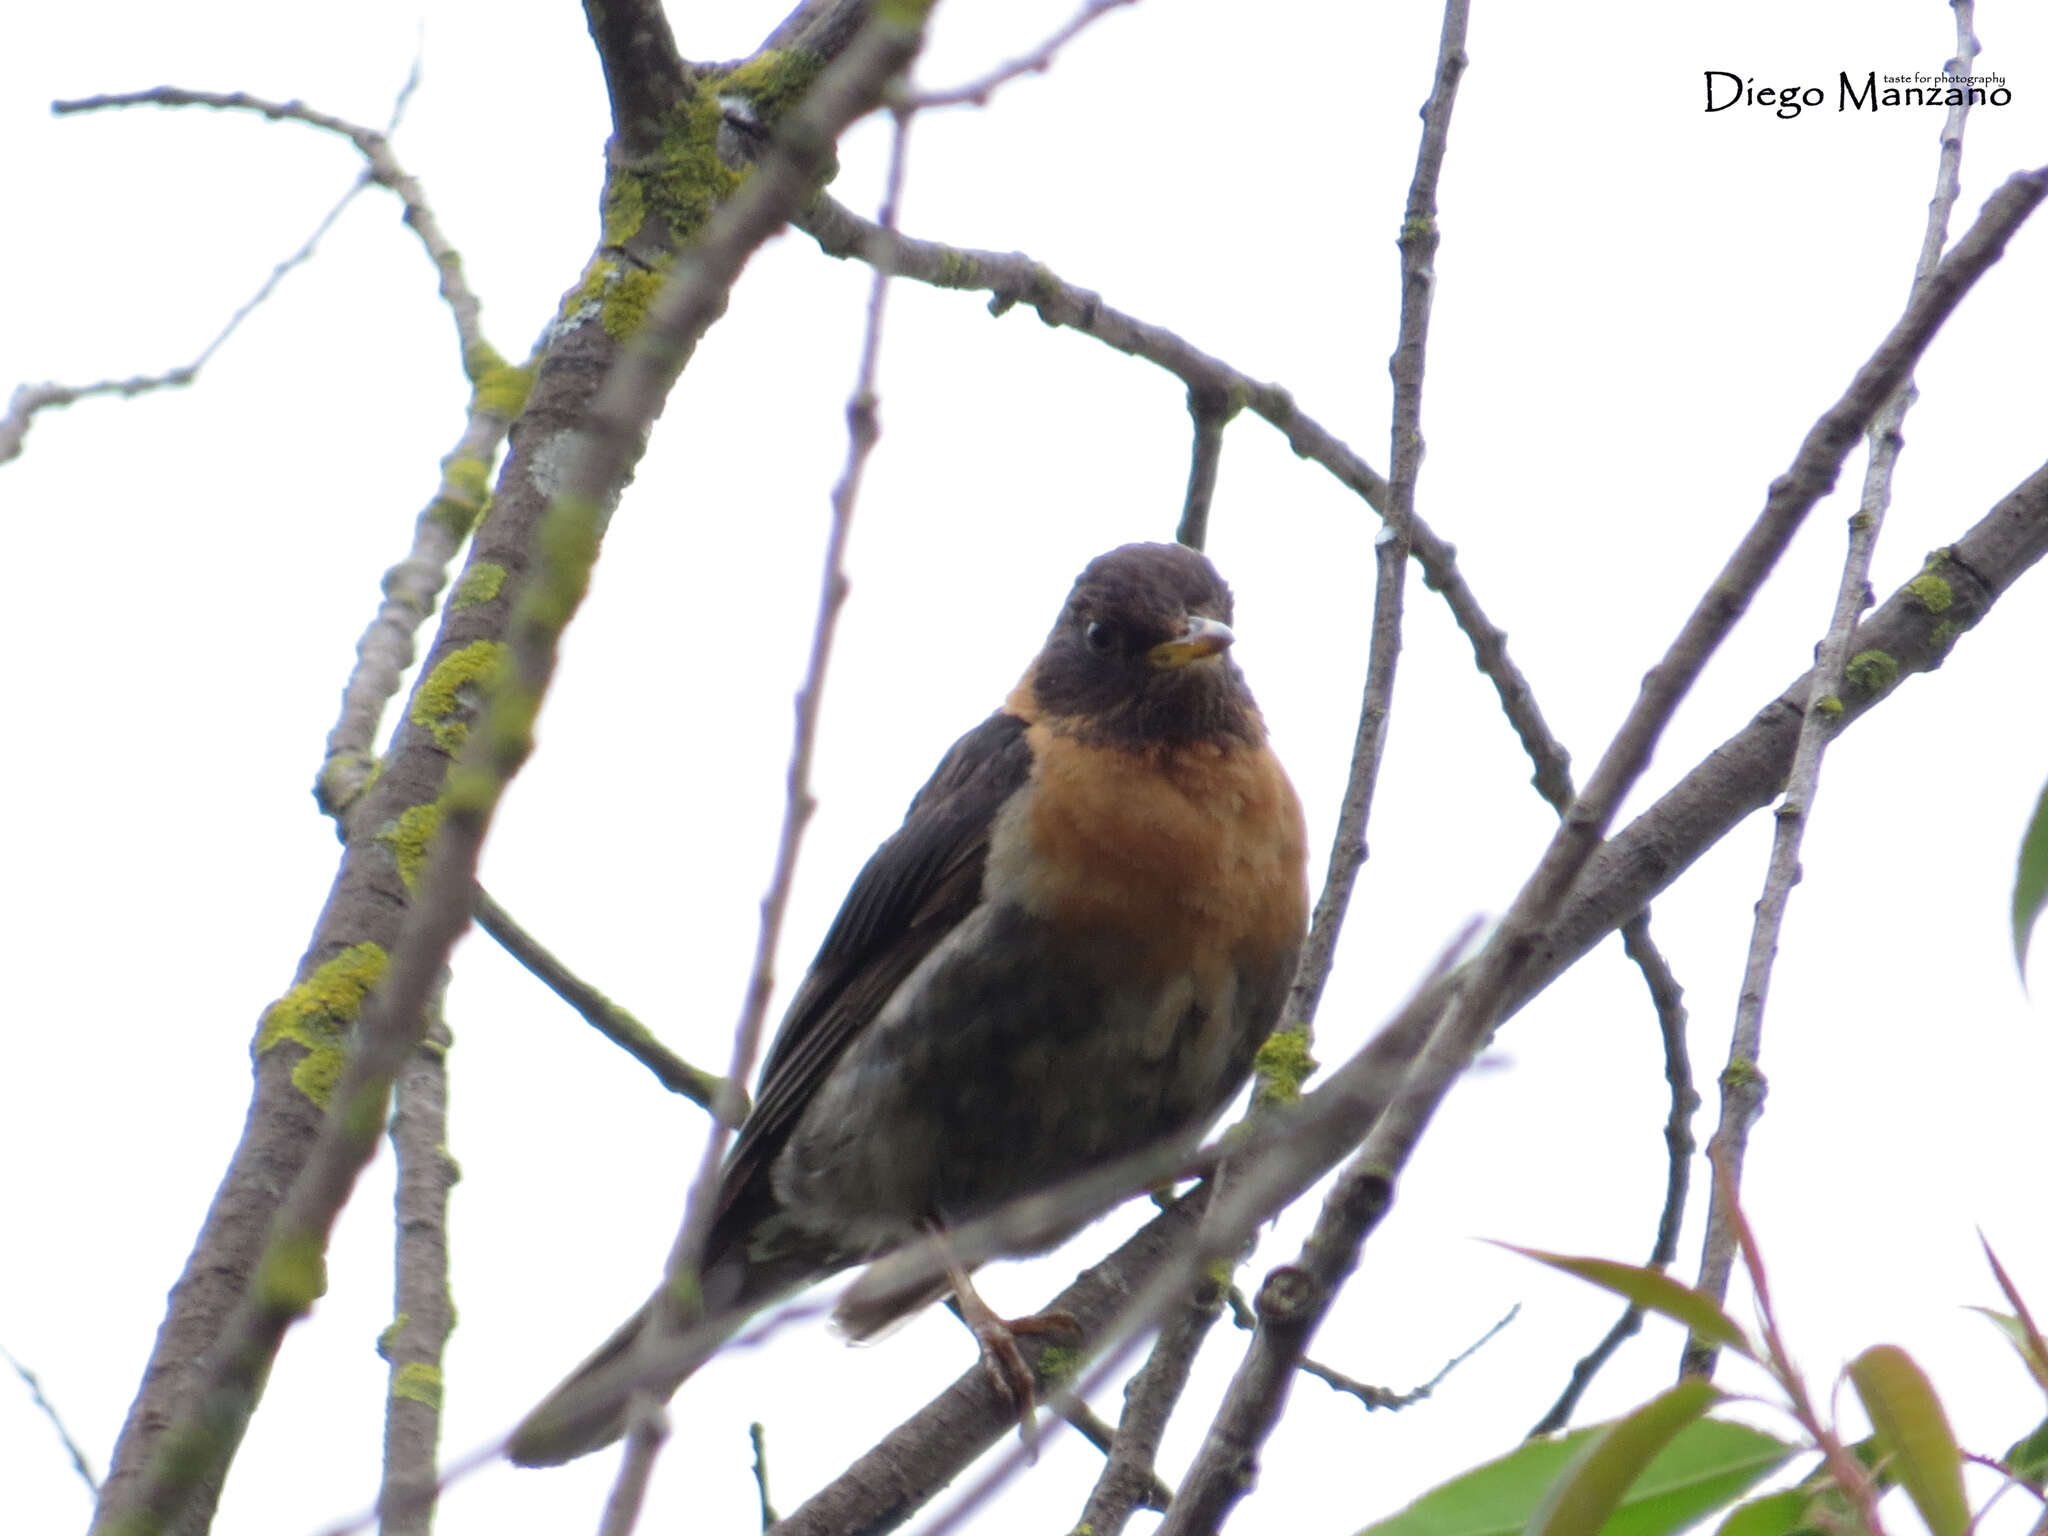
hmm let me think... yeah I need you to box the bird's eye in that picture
[1084,620,1116,655]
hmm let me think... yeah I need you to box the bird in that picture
[510,540,1308,1466]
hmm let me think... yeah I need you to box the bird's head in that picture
[1022,542,1266,750]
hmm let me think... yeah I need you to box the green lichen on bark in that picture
[1906,572,1953,613]
[1252,1023,1319,1108]
[450,561,506,612]
[256,943,390,1106]
[381,800,445,893]
[411,640,509,754]
[1844,649,1899,696]
[391,1362,444,1410]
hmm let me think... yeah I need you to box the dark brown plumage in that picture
[511,542,1307,1466]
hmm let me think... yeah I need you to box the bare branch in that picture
[1174,386,1230,551]
[53,86,491,370]
[904,0,1141,108]
[471,888,739,1116]
[377,997,456,1536]
[0,172,373,466]
[1686,5,1987,1382]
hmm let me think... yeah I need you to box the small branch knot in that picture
[1253,1265,1319,1325]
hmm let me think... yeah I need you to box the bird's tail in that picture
[508,1292,746,1467]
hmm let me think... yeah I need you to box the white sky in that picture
[4,3,2046,1535]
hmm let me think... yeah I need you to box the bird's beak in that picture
[1148,614,1236,669]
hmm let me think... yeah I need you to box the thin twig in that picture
[1528,911,1696,1433]
[1,174,372,466]
[1281,3,1466,1056]
[1073,1272,1221,1535]
[53,85,489,367]
[1304,1302,1517,1412]
[377,995,456,1536]
[2,1344,99,1494]
[902,0,1140,108]
[1686,4,1985,1381]
[1174,386,1230,551]
[6,69,430,467]
[471,888,738,1116]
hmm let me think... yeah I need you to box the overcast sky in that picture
[5,3,2047,1535]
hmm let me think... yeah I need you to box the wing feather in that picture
[709,710,1034,1251]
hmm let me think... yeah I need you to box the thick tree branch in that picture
[88,8,925,1531]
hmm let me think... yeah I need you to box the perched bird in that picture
[511,541,1307,1466]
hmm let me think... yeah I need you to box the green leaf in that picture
[1355,1403,1794,1536]
[1495,1245,1757,1360]
[1527,1380,1722,1536]
[1711,1489,1808,1536]
[2005,1415,2048,1482]
[2014,775,2048,984]
[1846,1345,1969,1536]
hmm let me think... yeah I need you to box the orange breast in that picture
[992,717,1308,974]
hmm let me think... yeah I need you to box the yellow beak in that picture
[1148,614,1236,669]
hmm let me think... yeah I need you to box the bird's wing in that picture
[710,708,1035,1252]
